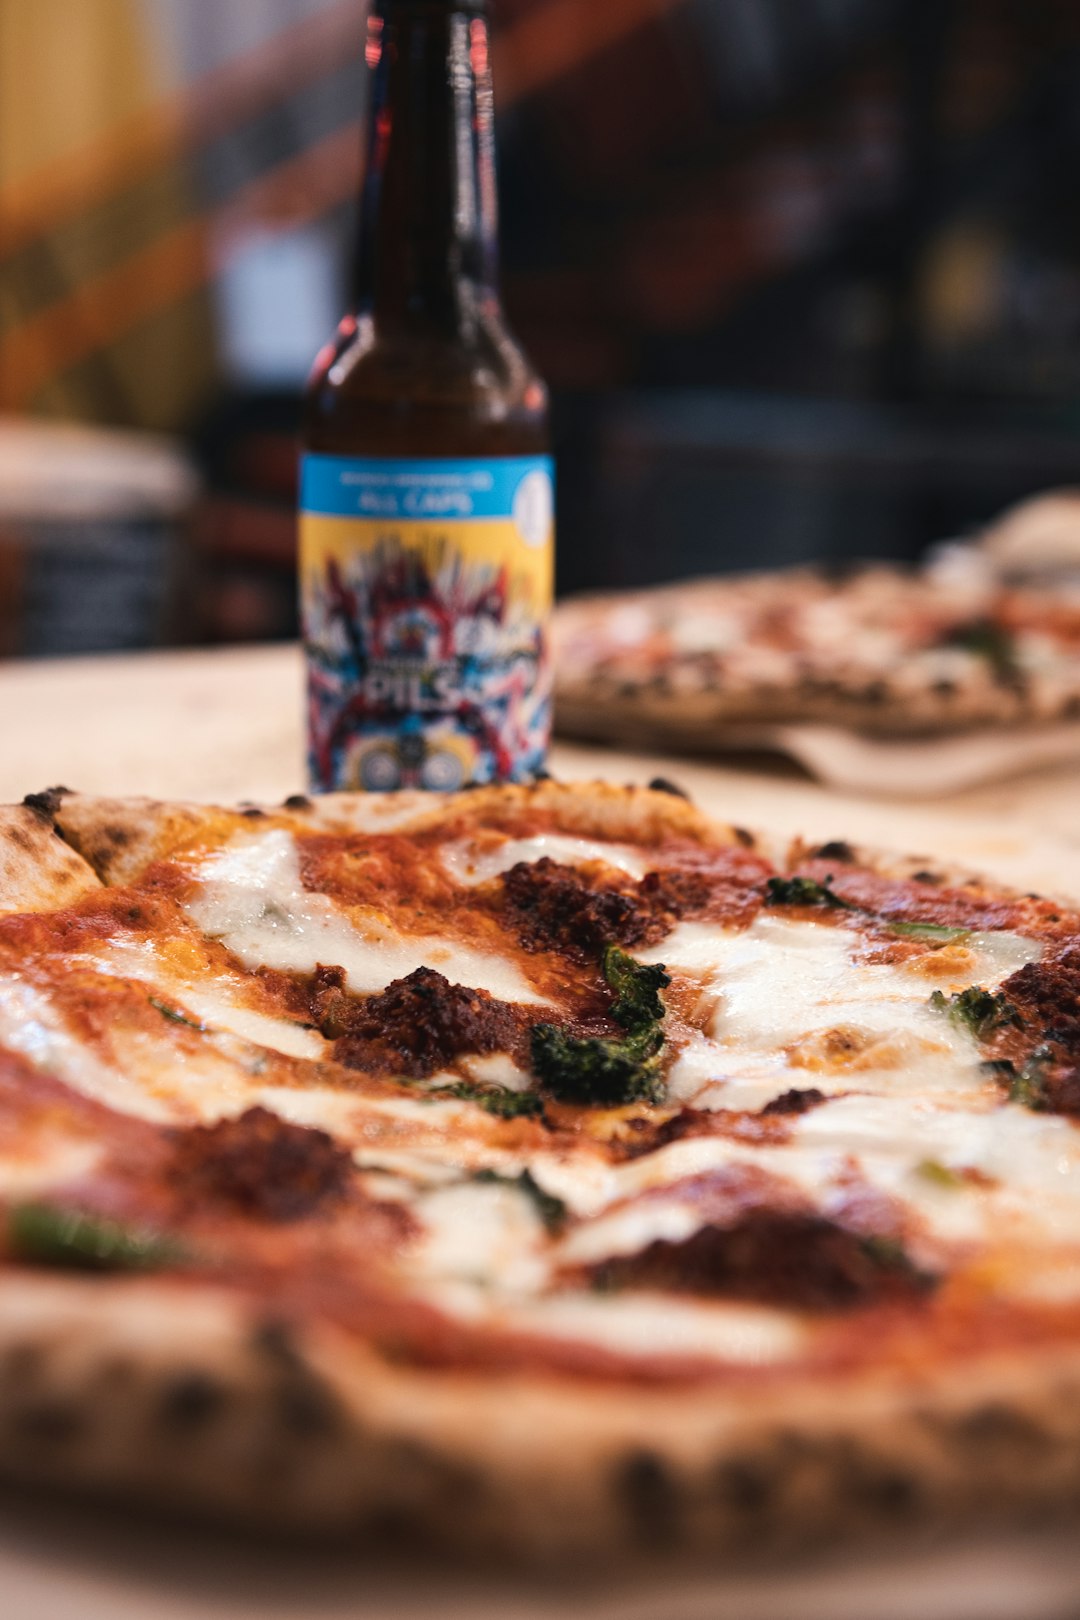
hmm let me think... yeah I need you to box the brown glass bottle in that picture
[300,0,553,793]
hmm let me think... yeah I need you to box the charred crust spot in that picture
[613,1450,679,1543]
[251,1318,303,1369]
[814,840,855,863]
[283,794,312,810]
[760,1087,826,1117]
[953,1403,1052,1454]
[648,776,690,800]
[591,1212,934,1311]
[318,965,525,1078]
[716,1455,774,1513]
[22,787,70,823]
[238,805,266,819]
[10,1399,85,1444]
[102,823,132,848]
[159,1372,226,1431]
[7,825,32,852]
[168,1106,353,1221]
[843,1461,920,1516]
[275,1378,339,1438]
[911,870,942,885]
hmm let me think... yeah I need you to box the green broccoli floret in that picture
[929,985,1022,1039]
[431,1084,544,1119]
[530,947,670,1107]
[764,875,855,910]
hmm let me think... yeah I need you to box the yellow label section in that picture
[300,514,554,616]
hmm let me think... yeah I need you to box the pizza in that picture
[553,562,1080,745]
[1,780,1080,1558]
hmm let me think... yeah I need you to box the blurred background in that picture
[5,0,1080,656]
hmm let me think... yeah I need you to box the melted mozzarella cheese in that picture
[0,977,178,1122]
[0,1138,103,1200]
[423,1282,806,1364]
[459,1052,531,1091]
[407,1182,548,1292]
[185,828,549,1005]
[646,916,1039,1108]
[439,832,649,887]
[788,1094,1080,1246]
[558,1198,712,1267]
[90,940,324,1061]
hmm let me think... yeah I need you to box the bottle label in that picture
[300,453,554,792]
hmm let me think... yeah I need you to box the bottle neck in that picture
[355,1,501,338]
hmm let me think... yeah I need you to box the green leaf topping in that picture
[914,1159,964,1189]
[929,985,1022,1039]
[764,875,855,910]
[472,1169,567,1233]
[946,619,1019,682]
[603,945,670,1036]
[9,1205,185,1271]
[1007,1044,1056,1110]
[530,946,671,1108]
[888,922,970,943]
[858,1234,934,1290]
[148,995,206,1031]
[429,1084,544,1119]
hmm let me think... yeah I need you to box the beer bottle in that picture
[300,0,553,793]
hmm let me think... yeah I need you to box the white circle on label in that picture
[512,468,553,549]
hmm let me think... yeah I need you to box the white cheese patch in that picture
[645,916,1039,1106]
[0,977,178,1122]
[184,828,549,1006]
[0,1139,103,1200]
[439,832,649,888]
[424,1282,806,1365]
[0,974,321,1128]
[408,1181,548,1292]
[789,1094,1080,1246]
[459,1052,531,1092]
[558,1198,711,1268]
[89,940,325,1061]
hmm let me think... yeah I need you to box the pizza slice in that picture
[553,564,1080,745]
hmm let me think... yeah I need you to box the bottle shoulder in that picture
[304,309,548,457]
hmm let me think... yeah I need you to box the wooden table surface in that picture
[3,641,1080,898]
[4,641,1080,1620]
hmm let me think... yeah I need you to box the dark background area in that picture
[6,0,1080,651]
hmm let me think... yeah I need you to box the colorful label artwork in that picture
[300,454,554,791]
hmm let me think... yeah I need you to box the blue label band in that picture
[301,454,554,523]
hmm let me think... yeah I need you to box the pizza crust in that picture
[1,1271,1080,1559]
[43,781,750,887]
[0,806,101,914]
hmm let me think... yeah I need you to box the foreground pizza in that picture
[554,564,1080,743]
[1,783,1080,1555]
